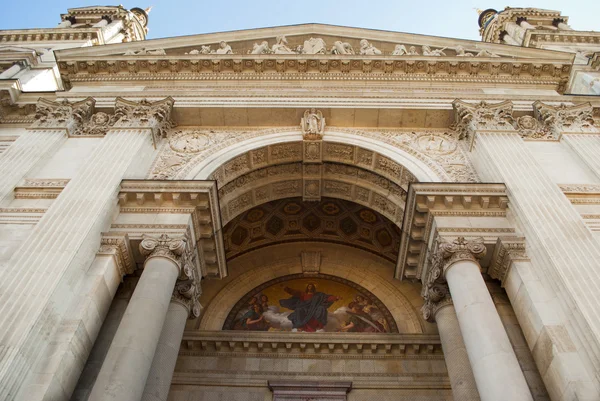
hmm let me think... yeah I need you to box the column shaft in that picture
[0,129,66,205]
[89,257,180,401]
[0,128,155,400]
[435,304,480,401]
[141,301,188,401]
[446,260,532,401]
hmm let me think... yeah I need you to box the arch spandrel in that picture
[148,127,477,184]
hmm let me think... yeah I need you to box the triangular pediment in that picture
[55,23,573,61]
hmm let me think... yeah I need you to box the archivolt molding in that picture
[198,244,427,334]
[148,127,477,184]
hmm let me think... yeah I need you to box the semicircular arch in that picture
[199,242,431,334]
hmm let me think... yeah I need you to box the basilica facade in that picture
[0,5,600,401]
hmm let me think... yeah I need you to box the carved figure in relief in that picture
[249,41,271,54]
[407,46,419,55]
[476,49,500,58]
[454,45,474,57]
[391,44,408,56]
[301,108,325,136]
[330,41,355,55]
[212,41,233,54]
[124,48,166,55]
[359,39,382,55]
[271,35,296,54]
[186,45,211,55]
[422,45,446,56]
[300,37,327,54]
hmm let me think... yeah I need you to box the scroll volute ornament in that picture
[113,97,175,145]
[139,233,188,269]
[452,100,515,140]
[439,236,487,271]
[31,97,95,134]
[421,237,486,322]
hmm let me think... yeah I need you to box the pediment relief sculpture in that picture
[359,39,382,55]
[123,48,166,55]
[186,41,234,55]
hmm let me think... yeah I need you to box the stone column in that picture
[456,99,600,398]
[505,22,526,41]
[439,238,532,401]
[89,234,191,401]
[141,294,200,401]
[0,97,174,401]
[517,18,537,30]
[500,31,520,46]
[0,98,94,205]
[422,277,480,401]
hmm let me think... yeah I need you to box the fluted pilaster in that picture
[466,103,600,398]
[0,98,174,401]
[0,98,94,205]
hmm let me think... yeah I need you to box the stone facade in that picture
[0,5,599,401]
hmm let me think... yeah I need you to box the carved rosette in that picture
[452,100,515,140]
[113,97,175,147]
[31,97,95,134]
[421,237,486,322]
[533,101,598,137]
[139,233,202,318]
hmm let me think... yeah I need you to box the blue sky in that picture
[0,0,598,41]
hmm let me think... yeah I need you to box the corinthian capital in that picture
[139,233,190,270]
[439,236,487,268]
[421,237,486,321]
[452,100,514,139]
[533,101,597,136]
[30,97,95,134]
[113,97,175,145]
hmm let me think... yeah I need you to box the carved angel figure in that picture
[422,45,446,56]
[249,41,271,55]
[271,35,296,54]
[331,41,355,55]
[391,44,408,56]
[475,49,500,58]
[454,45,474,57]
[301,38,327,54]
[359,39,382,55]
[187,45,211,55]
[301,109,325,136]
[212,41,233,54]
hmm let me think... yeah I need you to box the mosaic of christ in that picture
[225,276,395,333]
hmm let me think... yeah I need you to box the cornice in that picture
[118,179,226,279]
[396,182,508,280]
[57,55,572,93]
[181,330,442,358]
[0,28,106,46]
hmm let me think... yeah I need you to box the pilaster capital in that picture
[488,237,528,284]
[98,233,135,276]
[452,99,515,139]
[139,233,190,271]
[113,97,175,146]
[533,101,598,136]
[439,236,487,270]
[30,97,95,134]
